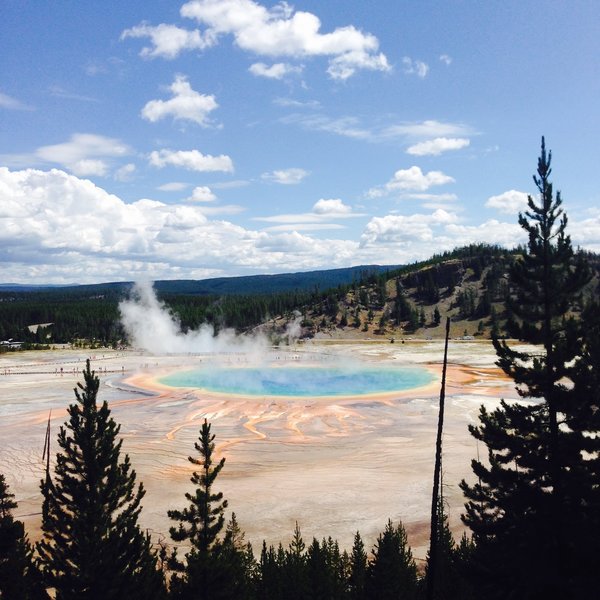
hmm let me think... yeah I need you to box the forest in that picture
[1,140,600,599]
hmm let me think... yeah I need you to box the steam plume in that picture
[119,281,269,356]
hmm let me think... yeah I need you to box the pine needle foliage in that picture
[0,474,46,599]
[460,138,595,597]
[36,359,164,600]
[167,419,230,599]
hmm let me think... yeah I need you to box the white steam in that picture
[119,281,269,356]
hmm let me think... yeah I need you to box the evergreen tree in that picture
[347,531,367,600]
[282,522,308,600]
[0,474,46,599]
[432,306,441,327]
[168,419,231,600]
[460,138,592,597]
[366,520,417,600]
[37,360,164,600]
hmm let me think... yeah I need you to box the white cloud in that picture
[439,54,452,65]
[0,92,34,111]
[33,133,130,176]
[262,223,345,232]
[406,137,470,156]
[121,22,216,59]
[274,97,320,109]
[445,220,525,246]
[261,167,308,185]
[114,163,136,181]
[402,57,429,78]
[485,190,529,214]
[158,182,189,191]
[284,115,474,145]
[48,85,99,103]
[381,120,473,140]
[1,167,597,285]
[180,0,390,79]
[188,185,216,202]
[367,166,455,198]
[249,62,303,79]
[312,198,352,215]
[149,149,234,172]
[141,74,219,126]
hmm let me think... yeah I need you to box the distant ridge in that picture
[0,265,400,296]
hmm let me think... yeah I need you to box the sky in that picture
[1,0,599,285]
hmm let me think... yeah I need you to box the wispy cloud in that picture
[406,137,470,156]
[0,91,34,111]
[274,97,321,109]
[402,57,429,78]
[249,62,303,79]
[32,133,130,176]
[283,115,474,145]
[48,85,99,103]
[261,168,309,185]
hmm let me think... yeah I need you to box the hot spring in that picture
[159,364,434,397]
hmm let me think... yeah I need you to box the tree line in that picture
[2,139,599,598]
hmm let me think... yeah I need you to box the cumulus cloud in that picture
[121,22,216,59]
[149,149,234,172]
[367,166,455,198]
[180,0,390,79]
[187,185,216,202]
[445,220,525,246]
[406,137,470,156]
[360,210,458,247]
[485,190,529,214]
[261,167,308,185]
[1,167,598,285]
[312,198,352,215]
[249,62,303,79]
[141,74,219,126]
[32,133,130,177]
[402,57,429,78]
[439,54,452,65]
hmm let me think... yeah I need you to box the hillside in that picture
[259,244,600,342]
[1,244,597,347]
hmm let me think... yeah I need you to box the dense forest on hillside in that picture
[1,243,597,349]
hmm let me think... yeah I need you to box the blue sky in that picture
[1,0,599,284]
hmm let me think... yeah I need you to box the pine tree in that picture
[366,520,417,600]
[167,419,231,599]
[0,474,46,599]
[37,360,164,600]
[460,138,592,597]
[347,531,367,600]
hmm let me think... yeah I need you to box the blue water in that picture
[159,365,433,397]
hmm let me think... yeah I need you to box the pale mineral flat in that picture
[0,340,519,561]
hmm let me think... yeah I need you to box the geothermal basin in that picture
[0,341,519,561]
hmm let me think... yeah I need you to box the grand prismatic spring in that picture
[0,341,520,559]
